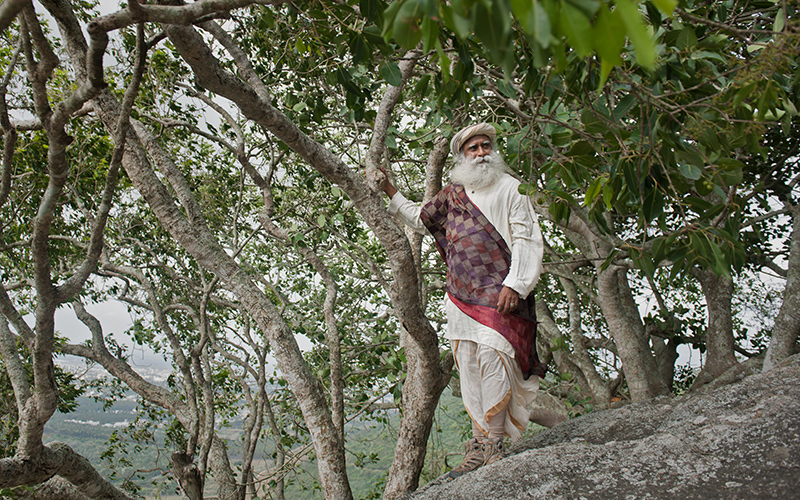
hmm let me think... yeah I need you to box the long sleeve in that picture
[466,175,543,299]
[387,192,429,235]
[502,192,544,299]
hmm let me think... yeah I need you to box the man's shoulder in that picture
[495,173,522,192]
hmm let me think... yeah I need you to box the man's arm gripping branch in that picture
[377,166,398,199]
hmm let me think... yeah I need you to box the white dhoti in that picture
[449,301,540,442]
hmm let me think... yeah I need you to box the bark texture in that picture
[595,264,667,401]
[764,205,800,371]
[692,269,738,388]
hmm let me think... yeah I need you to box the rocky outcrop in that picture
[408,355,800,499]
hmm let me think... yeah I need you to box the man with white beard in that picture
[379,123,546,478]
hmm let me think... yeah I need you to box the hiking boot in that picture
[448,438,485,479]
[483,437,506,465]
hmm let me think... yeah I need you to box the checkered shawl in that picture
[420,183,546,379]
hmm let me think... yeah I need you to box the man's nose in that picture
[477,144,490,156]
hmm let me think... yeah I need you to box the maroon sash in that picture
[420,184,546,379]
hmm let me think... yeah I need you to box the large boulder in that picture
[408,355,800,499]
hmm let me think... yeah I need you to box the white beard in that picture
[450,151,513,190]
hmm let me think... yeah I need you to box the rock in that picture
[408,355,800,500]
[528,391,569,428]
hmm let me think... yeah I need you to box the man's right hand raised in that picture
[377,166,397,199]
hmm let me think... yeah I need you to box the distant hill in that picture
[44,370,492,499]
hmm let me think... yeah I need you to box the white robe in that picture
[388,173,544,441]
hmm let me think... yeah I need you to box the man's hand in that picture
[497,286,520,314]
[376,166,397,198]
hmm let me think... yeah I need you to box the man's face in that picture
[461,134,492,160]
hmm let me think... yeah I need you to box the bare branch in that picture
[0,37,23,210]
[0,0,28,33]
[0,315,31,411]
[87,0,284,35]
[366,50,421,172]
[0,443,137,499]
[59,22,146,300]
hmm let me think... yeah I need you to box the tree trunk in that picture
[561,277,612,406]
[209,437,238,500]
[596,265,668,401]
[692,269,738,388]
[535,300,609,405]
[652,336,679,391]
[171,451,203,500]
[383,134,452,499]
[382,330,451,500]
[764,205,800,371]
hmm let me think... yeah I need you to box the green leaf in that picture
[414,74,431,95]
[650,237,666,264]
[380,61,403,86]
[675,27,698,51]
[685,196,712,211]
[584,177,604,205]
[651,0,677,15]
[709,239,731,278]
[600,249,619,272]
[496,78,517,98]
[548,199,571,222]
[513,0,551,47]
[637,253,656,279]
[348,32,369,65]
[564,0,600,18]
[421,16,439,52]
[642,187,664,222]
[774,7,786,33]
[382,0,403,39]
[615,0,656,70]
[602,183,615,210]
[678,163,703,180]
[566,141,595,157]
[612,94,637,122]
[593,5,624,84]
[581,109,606,134]
[694,178,713,196]
[550,129,572,147]
[442,2,472,40]
[510,0,535,33]
[693,50,727,64]
[784,99,798,116]
[598,58,616,88]
[621,160,641,201]
[438,47,451,80]
[360,0,382,22]
[473,1,512,64]
[733,81,757,107]
[534,1,552,47]
[716,158,743,186]
[392,0,425,49]
[561,4,593,57]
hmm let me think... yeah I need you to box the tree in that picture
[1,0,798,499]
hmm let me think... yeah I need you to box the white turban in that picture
[449,123,497,157]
